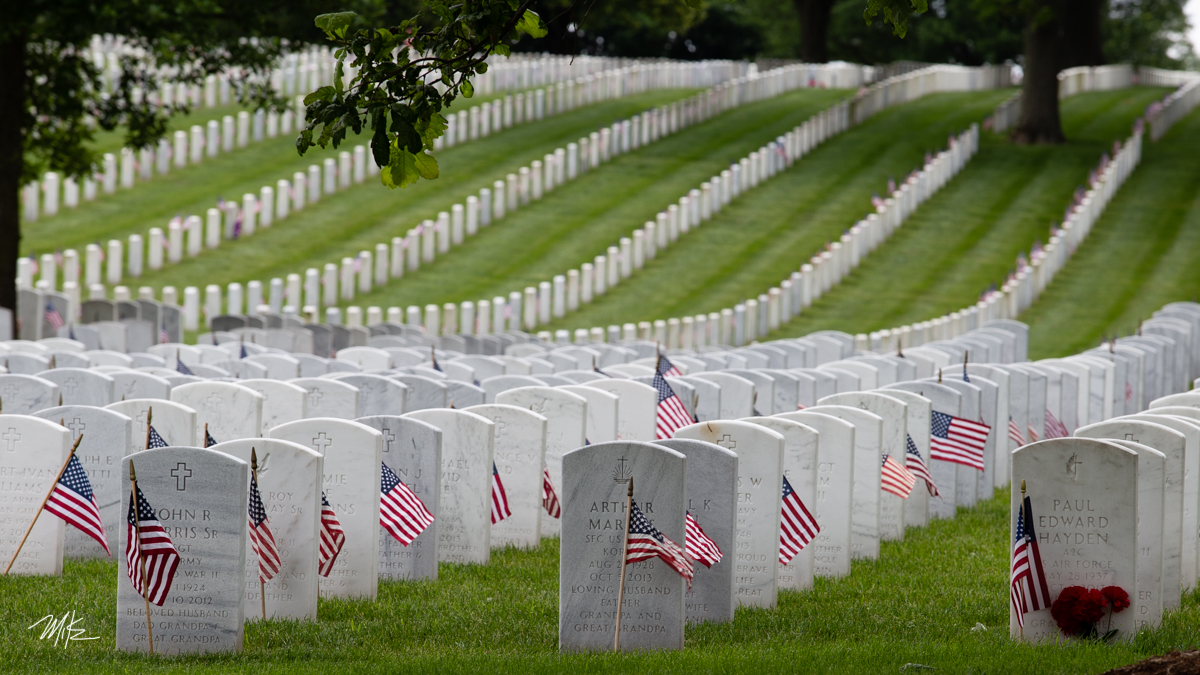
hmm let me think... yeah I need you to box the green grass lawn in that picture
[24,88,691,258]
[3,489,1195,674]
[1020,104,1200,359]
[745,87,1169,344]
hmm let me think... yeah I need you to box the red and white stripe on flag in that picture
[779,476,819,565]
[126,486,181,606]
[930,411,988,471]
[684,511,723,568]
[491,463,512,524]
[1044,409,1070,439]
[542,466,561,519]
[1027,424,1039,443]
[380,462,435,547]
[881,455,916,499]
[654,372,692,439]
[45,454,109,555]
[318,492,345,577]
[1008,417,1025,447]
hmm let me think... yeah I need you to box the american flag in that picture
[318,492,344,576]
[881,454,916,499]
[1126,381,1133,404]
[1008,416,1025,446]
[44,454,109,555]
[778,475,820,565]
[653,370,692,440]
[176,358,194,376]
[542,466,561,518]
[160,329,169,345]
[905,434,939,497]
[247,474,280,582]
[1028,424,1040,443]
[656,353,682,378]
[625,501,693,587]
[204,428,218,448]
[684,511,722,568]
[379,462,434,546]
[125,485,180,606]
[1011,494,1051,627]
[930,410,989,471]
[491,462,512,524]
[147,425,169,449]
[44,302,65,332]
[239,342,248,359]
[1044,410,1070,439]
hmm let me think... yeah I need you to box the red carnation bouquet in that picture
[1049,585,1130,641]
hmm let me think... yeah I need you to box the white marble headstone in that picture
[290,378,359,419]
[107,399,198,451]
[171,381,263,442]
[0,416,71,574]
[240,379,309,436]
[465,404,547,549]
[803,405,883,560]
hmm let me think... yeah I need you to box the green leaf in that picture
[371,124,390,167]
[315,12,357,39]
[391,116,422,153]
[462,80,474,98]
[413,151,439,180]
[517,10,548,38]
[303,86,336,106]
[414,113,448,149]
[382,148,420,189]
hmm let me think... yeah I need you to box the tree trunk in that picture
[1012,9,1065,144]
[0,35,24,314]
[793,0,834,63]
[1059,0,1105,68]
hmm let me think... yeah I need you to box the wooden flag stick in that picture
[144,407,153,450]
[130,461,155,654]
[252,448,266,621]
[3,434,84,575]
[613,474,634,652]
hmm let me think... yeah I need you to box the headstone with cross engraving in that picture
[464,404,547,549]
[1076,421,1179,621]
[106,399,197,452]
[393,374,448,411]
[0,374,59,414]
[171,382,263,442]
[239,379,308,436]
[355,415,441,581]
[802,405,883,560]
[560,385,619,444]
[330,374,408,417]
[673,420,783,608]
[774,411,855,578]
[582,379,657,442]
[819,392,909,542]
[0,416,71,575]
[110,371,172,402]
[289,378,359,419]
[403,408,494,564]
[559,440,687,652]
[1011,438,1140,642]
[740,416,820,591]
[269,418,382,599]
[885,381,962,520]
[654,438,736,624]
[32,406,132,558]
[494,386,587,538]
[210,438,323,621]
[35,367,114,407]
[116,447,249,654]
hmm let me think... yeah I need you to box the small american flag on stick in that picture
[45,451,109,555]
[126,483,181,606]
[1044,410,1069,439]
[684,511,722,568]
[930,411,988,471]
[656,352,682,378]
[542,466,561,519]
[905,434,939,497]
[248,473,280,583]
[778,475,819,565]
[1008,416,1025,447]
[318,492,344,576]
[491,463,512,524]
[379,462,434,546]
[881,454,916,499]
[653,370,691,440]
[626,501,693,587]
[44,302,65,332]
[1011,488,1051,627]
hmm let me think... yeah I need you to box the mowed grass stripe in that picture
[4,491,1197,674]
[24,89,699,257]
[342,88,849,311]
[541,89,1014,331]
[745,87,1167,341]
[1023,103,1200,359]
[129,88,844,296]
